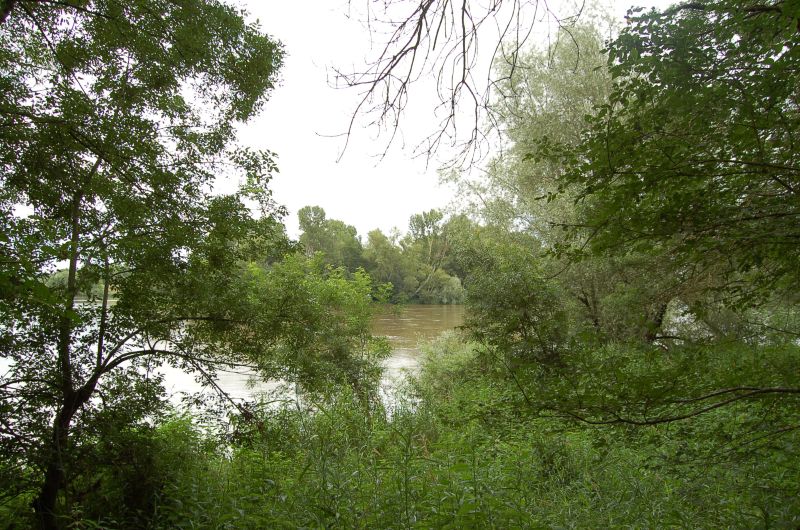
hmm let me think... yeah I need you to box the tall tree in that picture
[297,206,364,271]
[458,21,688,344]
[558,1,800,300]
[0,1,287,526]
[363,228,409,297]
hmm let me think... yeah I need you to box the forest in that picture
[1,0,798,528]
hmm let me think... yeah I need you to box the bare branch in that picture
[335,0,585,167]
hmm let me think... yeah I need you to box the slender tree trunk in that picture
[34,193,82,529]
[34,400,77,529]
[33,159,102,529]
[96,255,110,367]
[34,380,99,529]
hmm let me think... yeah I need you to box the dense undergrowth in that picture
[6,332,796,529]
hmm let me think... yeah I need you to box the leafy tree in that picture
[240,254,390,404]
[400,209,465,303]
[318,208,468,304]
[0,1,297,526]
[459,1,800,438]
[557,1,800,300]
[297,206,328,253]
[457,21,693,344]
[298,205,364,271]
[476,23,612,238]
[363,228,413,300]
[461,230,572,366]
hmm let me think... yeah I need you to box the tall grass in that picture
[7,332,797,528]
[144,333,800,528]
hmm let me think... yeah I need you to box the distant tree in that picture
[403,209,454,301]
[363,212,468,304]
[298,206,364,271]
[363,229,411,300]
[297,206,329,254]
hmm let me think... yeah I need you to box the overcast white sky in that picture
[235,0,674,239]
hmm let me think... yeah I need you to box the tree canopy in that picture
[556,1,800,299]
[4,0,800,527]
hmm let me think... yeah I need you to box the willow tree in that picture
[0,1,286,526]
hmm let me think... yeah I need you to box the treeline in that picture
[296,205,468,304]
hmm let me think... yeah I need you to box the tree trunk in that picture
[34,381,98,529]
[33,158,103,527]
[34,401,77,529]
[33,192,83,529]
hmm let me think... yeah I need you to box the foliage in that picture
[362,228,410,298]
[436,7,800,527]
[299,206,468,304]
[400,209,464,304]
[240,254,391,401]
[458,229,573,366]
[298,206,365,271]
[454,20,688,346]
[0,1,388,526]
[556,1,800,299]
[9,334,793,528]
[473,23,611,237]
[4,0,800,527]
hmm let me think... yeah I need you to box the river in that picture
[160,304,466,403]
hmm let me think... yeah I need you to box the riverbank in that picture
[17,332,795,528]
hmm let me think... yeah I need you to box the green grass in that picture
[5,333,798,529]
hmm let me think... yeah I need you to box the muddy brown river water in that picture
[161,304,466,403]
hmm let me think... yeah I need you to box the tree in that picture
[462,1,800,430]
[298,205,364,271]
[463,22,611,240]
[456,21,693,344]
[240,255,390,405]
[0,1,287,526]
[403,209,449,300]
[460,229,572,366]
[297,206,329,254]
[363,228,411,300]
[557,1,800,300]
